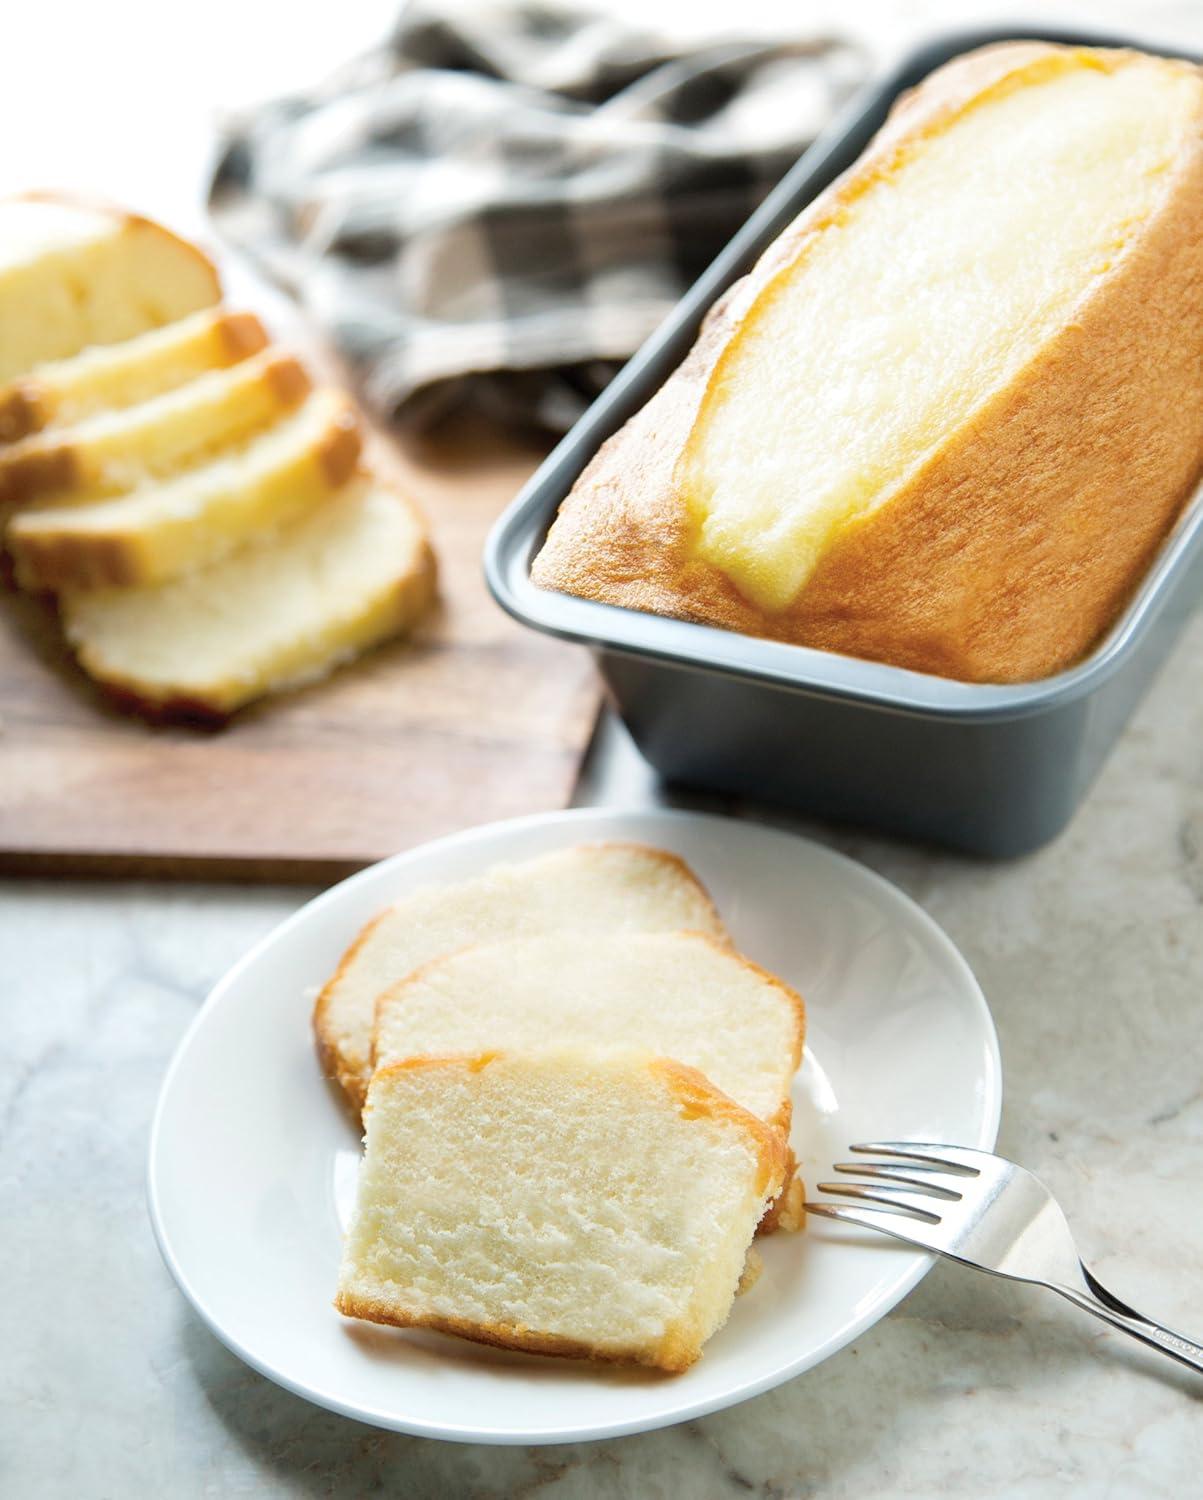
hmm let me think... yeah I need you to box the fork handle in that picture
[1052,1267,1203,1375]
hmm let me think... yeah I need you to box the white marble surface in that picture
[4,610,1202,1497]
[3,2,1203,1493]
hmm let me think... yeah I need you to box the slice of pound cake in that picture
[11,389,362,590]
[0,308,267,444]
[374,931,803,1133]
[335,1050,788,1371]
[0,195,220,380]
[0,347,310,508]
[61,473,434,718]
[373,930,807,1233]
[314,842,725,1111]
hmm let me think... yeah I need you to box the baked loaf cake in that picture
[532,44,1203,684]
[373,931,803,1132]
[0,308,267,444]
[0,195,220,380]
[335,1050,787,1371]
[61,474,434,717]
[315,842,725,1111]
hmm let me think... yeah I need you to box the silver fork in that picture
[806,1143,1203,1374]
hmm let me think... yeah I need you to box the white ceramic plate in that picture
[149,808,1001,1445]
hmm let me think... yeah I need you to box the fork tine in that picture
[816,1182,943,1222]
[851,1142,985,1174]
[834,1163,964,1199]
[805,1201,945,1250]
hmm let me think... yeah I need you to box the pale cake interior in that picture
[62,476,426,708]
[337,1050,778,1368]
[0,199,113,270]
[680,54,1202,610]
[1,348,306,502]
[317,843,725,1101]
[0,308,263,434]
[373,930,800,1126]
[0,200,218,380]
[12,390,357,584]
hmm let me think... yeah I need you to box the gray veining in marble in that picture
[3,610,1202,1499]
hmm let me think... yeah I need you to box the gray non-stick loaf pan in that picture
[485,26,1203,857]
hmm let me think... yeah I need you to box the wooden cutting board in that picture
[0,416,599,880]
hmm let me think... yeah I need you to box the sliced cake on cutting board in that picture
[0,348,312,508]
[0,193,435,719]
[0,307,267,443]
[11,389,362,590]
[62,474,434,718]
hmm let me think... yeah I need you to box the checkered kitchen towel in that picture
[210,2,864,433]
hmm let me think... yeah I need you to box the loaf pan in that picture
[485,25,1203,857]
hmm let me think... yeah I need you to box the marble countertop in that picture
[4,610,1202,1497]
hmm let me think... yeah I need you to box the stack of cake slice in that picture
[0,194,434,717]
[316,842,807,1372]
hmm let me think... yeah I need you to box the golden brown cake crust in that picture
[332,1291,696,1370]
[649,1055,789,1201]
[314,405,363,487]
[0,384,43,445]
[216,311,269,362]
[531,44,1203,684]
[264,353,311,406]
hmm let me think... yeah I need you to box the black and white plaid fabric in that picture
[210,2,864,433]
